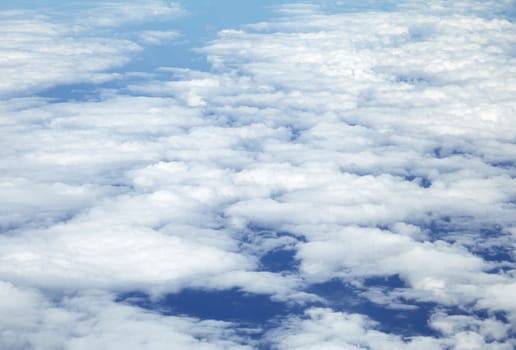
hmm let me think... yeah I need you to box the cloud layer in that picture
[1,0,515,348]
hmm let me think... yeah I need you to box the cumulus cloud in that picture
[0,282,251,350]
[267,308,515,350]
[1,0,516,348]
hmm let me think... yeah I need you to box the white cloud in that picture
[267,307,516,350]
[0,177,117,232]
[1,0,516,348]
[0,1,182,97]
[430,312,511,342]
[267,308,444,350]
[0,282,252,350]
[139,30,180,45]
[77,1,182,28]
[0,15,139,96]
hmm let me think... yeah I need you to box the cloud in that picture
[76,0,182,28]
[0,282,252,350]
[1,0,516,348]
[0,15,139,97]
[267,307,516,350]
[0,1,182,97]
[139,30,181,45]
[267,308,443,350]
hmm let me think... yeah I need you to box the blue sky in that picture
[1,1,516,349]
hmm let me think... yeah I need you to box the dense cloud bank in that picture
[1,0,515,349]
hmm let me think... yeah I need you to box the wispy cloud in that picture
[139,30,181,45]
[0,1,183,97]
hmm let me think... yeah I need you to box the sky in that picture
[1,0,516,349]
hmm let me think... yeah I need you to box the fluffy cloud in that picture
[0,282,251,350]
[1,0,516,348]
[267,308,515,350]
